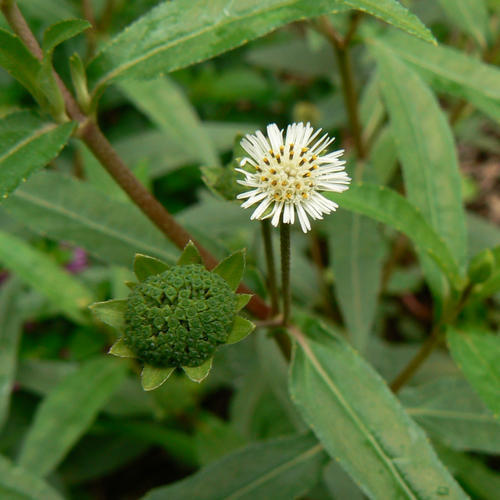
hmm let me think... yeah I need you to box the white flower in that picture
[236,122,350,233]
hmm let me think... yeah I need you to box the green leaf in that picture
[2,171,177,267]
[114,122,258,179]
[134,253,170,281]
[327,184,464,290]
[435,444,500,500]
[374,31,500,123]
[289,317,467,499]
[18,357,126,477]
[235,294,252,311]
[87,0,433,92]
[0,29,41,98]
[326,211,386,351]
[256,332,307,433]
[16,0,77,24]
[0,230,93,323]
[0,279,23,432]
[143,433,325,500]
[36,58,66,120]
[323,460,364,500]
[0,455,63,500]
[108,338,135,358]
[118,77,219,166]
[212,250,245,291]
[372,41,466,303]
[401,377,500,454]
[227,316,255,344]
[0,112,74,198]
[141,365,175,391]
[437,0,491,48]
[194,412,246,466]
[467,212,500,257]
[89,299,127,332]
[369,126,398,185]
[177,241,202,266]
[447,327,500,419]
[473,271,500,301]
[183,358,213,383]
[42,19,91,54]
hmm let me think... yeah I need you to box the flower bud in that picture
[124,264,236,368]
[467,249,495,285]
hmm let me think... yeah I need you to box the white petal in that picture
[296,203,311,232]
[241,191,268,208]
[237,188,260,199]
[271,202,284,226]
[251,197,273,220]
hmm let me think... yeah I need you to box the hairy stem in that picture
[280,222,292,326]
[1,1,272,321]
[261,220,280,315]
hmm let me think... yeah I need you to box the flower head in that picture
[236,122,350,232]
[90,243,254,390]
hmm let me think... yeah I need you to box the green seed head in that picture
[124,264,237,368]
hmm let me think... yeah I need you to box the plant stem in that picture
[0,1,272,322]
[261,220,280,315]
[389,324,442,393]
[310,229,336,319]
[280,222,291,326]
[390,282,475,392]
[318,16,366,165]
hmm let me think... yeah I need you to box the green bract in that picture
[124,265,236,368]
[90,242,254,390]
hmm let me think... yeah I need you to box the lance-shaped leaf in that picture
[42,19,91,54]
[374,31,500,123]
[0,455,63,500]
[90,299,127,331]
[141,365,176,391]
[134,253,170,281]
[436,444,500,499]
[87,0,434,92]
[401,377,500,454]
[143,433,325,500]
[289,317,467,499]
[18,357,126,477]
[326,210,386,352]
[327,184,464,290]
[3,171,177,266]
[183,357,213,383]
[177,241,202,266]
[372,40,466,305]
[0,29,42,99]
[437,0,491,49]
[0,230,93,323]
[118,77,219,166]
[0,112,74,198]
[0,279,23,432]
[213,250,245,291]
[447,327,500,419]
[226,316,255,344]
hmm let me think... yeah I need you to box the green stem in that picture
[389,324,442,393]
[390,282,475,393]
[280,221,291,326]
[318,15,366,166]
[261,220,280,315]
